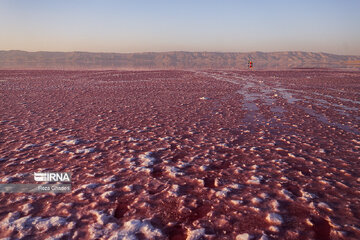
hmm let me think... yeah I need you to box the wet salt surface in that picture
[0,70,359,239]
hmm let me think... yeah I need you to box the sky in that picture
[1,0,360,55]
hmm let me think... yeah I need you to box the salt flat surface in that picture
[0,70,359,239]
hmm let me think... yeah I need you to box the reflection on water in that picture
[271,106,285,114]
[203,71,359,135]
[302,107,360,135]
[273,87,300,104]
[243,102,258,111]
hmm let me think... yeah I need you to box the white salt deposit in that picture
[247,175,262,184]
[318,148,326,153]
[250,165,258,170]
[1,176,16,183]
[269,226,279,232]
[214,178,221,187]
[135,167,152,174]
[107,219,163,239]
[280,189,293,199]
[319,180,330,185]
[300,190,316,200]
[249,207,261,213]
[59,149,70,154]
[62,139,80,145]
[187,228,205,240]
[288,153,296,158]
[270,200,280,211]
[80,183,99,189]
[91,210,111,225]
[104,176,117,183]
[123,185,133,192]
[23,143,37,149]
[76,193,86,200]
[44,232,69,240]
[0,212,21,227]
[305,218,313,226]
[171,184,180,192]
[231,200,243,205]
[16,143,38,151]
[58,202,73,208]
[21,203,33,215]
[138,152,156,167]
[0,213,66,232]
[101,191,115,200]
[331,229,347,238]
[199,97,210,100]
[215,188,231,198]
[229,183,242,189]
[251,197,262,204]
[259,193,268,199]
[236,233,252,240]
[75,147,95,154]
[199,165,207,171]
[266,213,283,225]
[259,234,269,240]
[165,166,182,177]
[317,202,333,211]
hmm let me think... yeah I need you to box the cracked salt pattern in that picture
[0,70,359,239]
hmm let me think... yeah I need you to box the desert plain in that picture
[0,69,359,240]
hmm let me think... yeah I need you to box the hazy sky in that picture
[1,0,360,55]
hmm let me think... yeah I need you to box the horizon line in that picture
[1,49,360,57]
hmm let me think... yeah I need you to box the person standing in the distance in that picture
[248,60,253,70]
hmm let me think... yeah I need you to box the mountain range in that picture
[1,50,360,70]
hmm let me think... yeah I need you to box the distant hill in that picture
[1,50,360,70]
